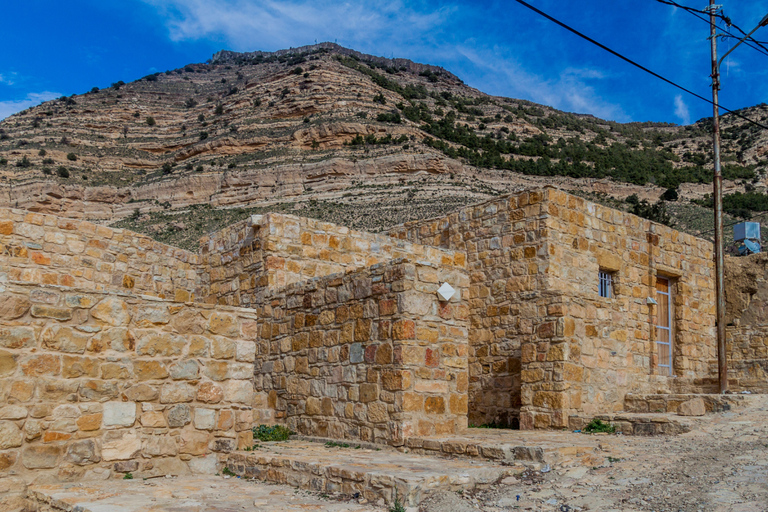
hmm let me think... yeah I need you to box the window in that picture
[655,277,673,376]
[598,270,614,298]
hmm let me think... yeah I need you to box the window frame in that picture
[598,269,615,298]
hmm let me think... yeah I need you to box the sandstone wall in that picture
[200,212,464,308]
[252,259,469,445]
[544,189,716,426]
[390,187,717,429]
[390,190,553,429]
[0,282,255,482]
[724,253,768,391]
[0,208,200,301]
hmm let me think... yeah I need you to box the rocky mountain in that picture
[0,42,766,249]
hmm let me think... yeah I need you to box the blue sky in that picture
[1,0,767,123]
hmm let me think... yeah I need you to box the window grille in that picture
[599,270,613,298]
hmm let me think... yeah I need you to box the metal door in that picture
[656,277,672,376]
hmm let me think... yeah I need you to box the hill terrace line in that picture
[1,185,765,482]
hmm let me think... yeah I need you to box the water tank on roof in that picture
[735,222,761,255]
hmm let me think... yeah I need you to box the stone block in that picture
[424,396,446,414]
[0,326,35,349]
[207,312,238,336]
[367,402,388,423]
[0,422,22,449]
[143,436,178,457]
[169,359,199,380]
[678,398,706,417]
[0,295,30,320]
[102,430,141,461]
[76,413,103,431]
[360,383,379,403]
[20,354,59,377]
[91,298,130,326]
[103,402,136,427]
[42,325,89,354]
[133,360,169,380]
[31,305,72,321]
[211,337,236,359]
[65,439,100,465]
[0,450,18,471]
[160,382,196,403]
[392,319,416,340]
[194,408,216,430]
[122,384,159,402]
[22,444,63,469]
[167,404,192,427]
[133,305,170,327]
[197,382,224,403]
[178,429,209,455]
[136,332,186,357]
[349,343,364,363]
[0,350,17,377]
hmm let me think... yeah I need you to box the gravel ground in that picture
[420,396,768,512]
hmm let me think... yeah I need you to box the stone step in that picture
[623,392,753,414]
[570,412,703,435]
[226,440,520,507]
[26,475,378,512]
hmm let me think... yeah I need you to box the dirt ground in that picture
[420,395,768,512]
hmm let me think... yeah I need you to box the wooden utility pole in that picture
[708,0,728,394]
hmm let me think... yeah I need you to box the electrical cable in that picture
[652,0,768,59]
[512,0,768,131]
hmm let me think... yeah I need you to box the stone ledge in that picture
[226,440,516,507]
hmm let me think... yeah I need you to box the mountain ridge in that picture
[0,42,766,248]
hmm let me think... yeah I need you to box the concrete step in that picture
[226,440,520,507]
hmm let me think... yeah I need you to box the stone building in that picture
[0,185,731,482]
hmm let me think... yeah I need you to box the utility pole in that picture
[708,4,768,394]
[708,0,727,394]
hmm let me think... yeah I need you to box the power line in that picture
[652,0,768,59]
[511,0,768,131]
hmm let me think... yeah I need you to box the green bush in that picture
[199,131,209,141]
[66,153,77,161]
[253,424,293,442]
[0,158,7,166]
[161,163,173,175]
[146,117,156,126]
[215,104,224,115]
[583,418,615,433]
[16,156,31,168]
[376,112,401,124]
[56,166,70,178]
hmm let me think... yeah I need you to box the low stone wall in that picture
[0,208,200,301]
[0,282,255,483]
[253,259,469,445]
[200,213,464,308]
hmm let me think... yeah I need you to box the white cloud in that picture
[0,73,18,86]
[454,46,628,121]
[0,91,60,121]
[140,0,455,53]
[674,94,691,125]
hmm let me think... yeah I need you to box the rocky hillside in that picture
[0,42,766,249]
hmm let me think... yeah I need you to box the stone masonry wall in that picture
[0,282,255,482]
[0,208,200,301]
[200,213,463,309]
[253,259,469,445]
[390,190,552,429]
[390,187,717,429]
[724,253,768,392]
[544,188,716,427]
